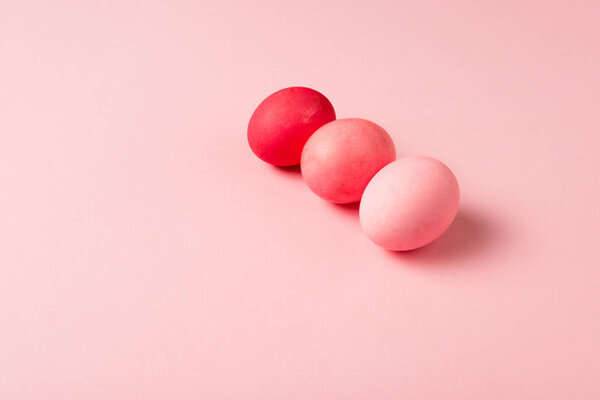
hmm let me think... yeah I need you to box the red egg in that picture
[301,118,396,204]
[247,87,336,166]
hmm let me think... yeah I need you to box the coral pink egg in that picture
[301,118,396,204]
[247,87,336,166]
[359,156,460,251]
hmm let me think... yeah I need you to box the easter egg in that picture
[359,156,460,251]
[247,87,336,166]
[301,118,396,204]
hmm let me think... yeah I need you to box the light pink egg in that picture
[359,156,460,251]
[301,118,396,204]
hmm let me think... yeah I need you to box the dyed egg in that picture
[359,156,460,251]
[301,118,396,204]
[247,87,336,166]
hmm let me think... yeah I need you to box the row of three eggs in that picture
[248,87,459,251]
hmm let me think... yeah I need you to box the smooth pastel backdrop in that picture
[1,1,599,399]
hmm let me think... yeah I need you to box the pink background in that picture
[1,1,600,398]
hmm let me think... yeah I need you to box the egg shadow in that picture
[386,207,501,266]
[270,164,303,178]
[328,201,361,217]
[274,164,301,173]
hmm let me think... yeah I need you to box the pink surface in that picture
[301,118,396,204]
[1,1,599,399]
